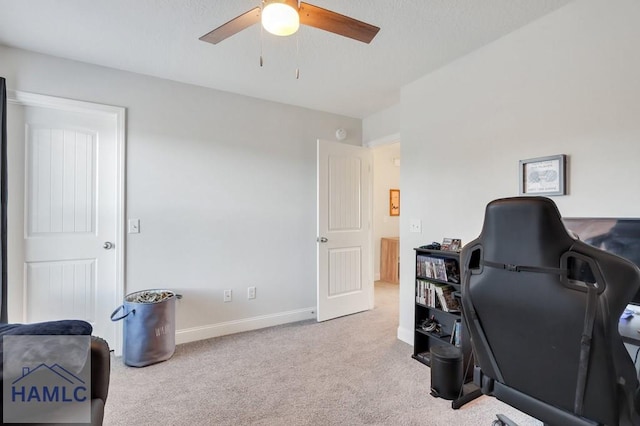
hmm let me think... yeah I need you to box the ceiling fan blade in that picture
[199,7,261,45]
[298,2,380,44]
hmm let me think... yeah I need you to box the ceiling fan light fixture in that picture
[262,1,300,36]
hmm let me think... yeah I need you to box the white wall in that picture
[0,45,363,343]
[372,143,401,280]
[398,0,640,343]
[363,103,400,145]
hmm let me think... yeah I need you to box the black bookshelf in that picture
[412,248,481,409]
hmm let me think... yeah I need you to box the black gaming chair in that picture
[461,197,640,426]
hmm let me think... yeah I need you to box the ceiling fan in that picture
[199,0,380,45]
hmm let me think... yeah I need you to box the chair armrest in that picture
[90,336,111,403]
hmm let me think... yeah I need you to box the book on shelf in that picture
[444,258,460,284]
[416,279,427,307]
[441,238,453,251]
[441,238,462,252]
[416,255,448,281]
[416,279,444,309]
[415,279,424,305]
[453,320,462,348]
[416,279,461,312]
[452,320,462,347]
[432,282,461,313]
[449,239,462,251]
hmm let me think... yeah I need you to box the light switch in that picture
[128,219,140,234]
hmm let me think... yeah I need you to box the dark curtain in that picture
[0,77,7,323]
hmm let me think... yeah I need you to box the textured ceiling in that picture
[0,0,573,118]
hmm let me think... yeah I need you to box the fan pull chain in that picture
[296,0,302,78]
[260,22,264,66]
[259,1,264,67]
[295,31,300,79]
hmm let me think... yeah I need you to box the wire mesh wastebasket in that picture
[111,289,181,367]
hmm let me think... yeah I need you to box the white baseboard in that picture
[397,326,414,346]
[374,272,381,281]
[175,307,317,345]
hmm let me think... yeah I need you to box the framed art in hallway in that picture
[390,189,400,216]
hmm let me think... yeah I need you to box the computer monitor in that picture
[563,218,640,305]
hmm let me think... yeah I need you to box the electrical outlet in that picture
[247,286,256,299]
[410,219,422,233]
[223,289,232,302]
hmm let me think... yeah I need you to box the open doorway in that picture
[315,138,400,320]
[372,142,400,300]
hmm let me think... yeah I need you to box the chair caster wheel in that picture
[493,414,517,426]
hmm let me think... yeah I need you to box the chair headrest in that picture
[478,197,575,266]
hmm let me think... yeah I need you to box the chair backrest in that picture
[461,197,640,425]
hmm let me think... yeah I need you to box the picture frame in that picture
[448,239,462,252]
[442,238,462,252]
[519,154,566,196]
[389,189,400,216]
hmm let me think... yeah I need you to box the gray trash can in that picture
[111,289,180,367]
[429,345,463,400]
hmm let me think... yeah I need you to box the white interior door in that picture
[317,139,372,322]
[7,92,124,352]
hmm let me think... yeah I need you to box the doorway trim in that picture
[363,132,405,342]
[364,132,400,148]
[7,90,126,352]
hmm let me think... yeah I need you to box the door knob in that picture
[317,237,328,243]
[103,242,114,250]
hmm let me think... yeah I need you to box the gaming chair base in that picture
[492,414,519,426]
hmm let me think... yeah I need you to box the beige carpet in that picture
[104,282,541,425]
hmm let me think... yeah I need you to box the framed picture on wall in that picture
[519,154,567,196]
[390,189,400,216]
